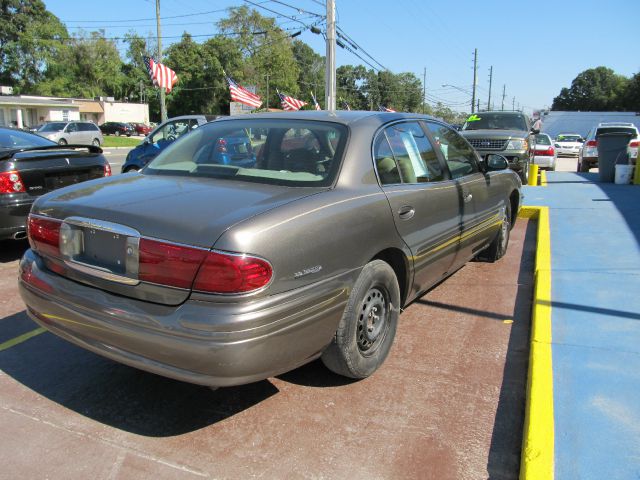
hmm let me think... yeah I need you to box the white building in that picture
[0,93,149,129]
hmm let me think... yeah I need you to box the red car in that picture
[131,123,152,136]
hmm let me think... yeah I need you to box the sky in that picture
[43,0,640,114]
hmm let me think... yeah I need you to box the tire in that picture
[58,138,67,145]
[579,160,590,172]
[321,260,400,379]
[92,138,100,147]
[115,131,121,137]
[518,161,529,183]
[478,200,511,262]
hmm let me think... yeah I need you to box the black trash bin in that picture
[596,132,634,182]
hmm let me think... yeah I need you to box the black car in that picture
[99,122,135,137]
[0,127,111,240]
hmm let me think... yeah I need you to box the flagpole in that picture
[325,0,336,111]
[156,0,167,122]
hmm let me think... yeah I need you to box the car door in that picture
[65,122,79,144]
[425,121,502,266]
[375,120,462,295]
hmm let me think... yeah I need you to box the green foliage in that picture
[552,67,629,111]
[0,0,68,92]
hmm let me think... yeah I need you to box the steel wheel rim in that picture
[357,287,389,354]
[500,209,510,251]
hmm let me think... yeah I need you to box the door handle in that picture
[463,192,473,203]
[398,206,415,220]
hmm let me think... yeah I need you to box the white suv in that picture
[578,122,639,172]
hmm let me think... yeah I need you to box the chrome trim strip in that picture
[62,259,141,285]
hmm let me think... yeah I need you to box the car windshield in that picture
[0,129,57,150]
[39,122,67,132]
[535,134,551,145]
[145,119,348,187]
[556,135,582,142]
[462,113,527,131]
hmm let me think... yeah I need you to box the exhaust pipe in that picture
[13,231,27,240]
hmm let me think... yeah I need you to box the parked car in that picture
[121,115,219,172]
[0,126,110,241]
[36,121,104,146]
[460,111,536,183]
[19,111,521,387]
[533,133,557,170]
[578,122,640,172]
[554,133,583,157]
[99,122,135,137]
[130,123,152,136]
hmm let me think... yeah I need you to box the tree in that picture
[337,65,368,109]
[36,31,126,98]
[0,0,67,92]
[621,72,640,112]
[551,67,629,111]
[292,40,324,106]
[218,6,299,109]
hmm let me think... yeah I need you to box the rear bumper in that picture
[19,249,355,386]
[0,194,34,240]
[533,155,555,168]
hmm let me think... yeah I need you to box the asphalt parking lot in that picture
[0,220,534,479]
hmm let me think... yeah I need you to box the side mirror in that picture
[485,154,509,171]
[143,137,150,144]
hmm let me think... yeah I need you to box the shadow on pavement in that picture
[486,220,536,479]
[277,358,358,387]
[0,310,278,437]
[0,239,28,263]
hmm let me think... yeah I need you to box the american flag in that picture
[311,92,321,111]
[143,56,178,93]
[278,91,307,111]
[379,104,396,112]
[225,74,262,109]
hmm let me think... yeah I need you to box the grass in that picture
[101,136,143,148]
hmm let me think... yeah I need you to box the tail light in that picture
[629,140,639,148]
[0,170,26,194]
[104,163,112,176]
[216,138,228,153]
[138,238,272,294]
[28,215,62,258]
[586,140,597,148]
[534,147,555,156]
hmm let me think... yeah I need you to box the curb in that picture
[518,206,554,479]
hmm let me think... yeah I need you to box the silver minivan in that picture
[37,121,104,146]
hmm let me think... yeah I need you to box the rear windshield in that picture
[39,122,67,132]
[535,134,551,145]
[462,113,527,131]
[0,129,56,150]
[596,127,638,138]
[145,119,348,187]
[555,134,582,142]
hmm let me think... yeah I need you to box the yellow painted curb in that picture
[518,206,554,480]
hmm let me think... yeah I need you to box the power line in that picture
[62,6,239,23]
[242,0,321,27]
[267,0,324,18]
[336,26,388,71]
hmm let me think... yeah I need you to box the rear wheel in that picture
[322,260,400,379]
[58,138,67,145]
[579,160,590,172]
[478,200,511,262]
[518,161,529,183]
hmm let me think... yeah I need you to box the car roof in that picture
[214,110,441,126]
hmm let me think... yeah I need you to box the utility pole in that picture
[512,96,516,110]
[422,67,427,114]
[325,0,336,111]
[477,98,480,113]
[471,48,478,113]
[487,66,493,111]
[155,0,167,122]
[501,84,506,111]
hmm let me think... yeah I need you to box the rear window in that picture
[596,127,638,138]
[556,134,582,142]
[145,119,348,187]
[535,134,551,145]
[0,129,56,149]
